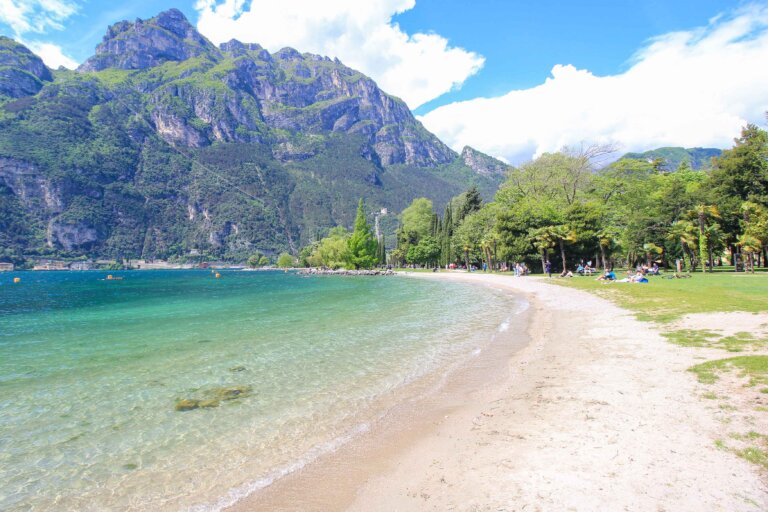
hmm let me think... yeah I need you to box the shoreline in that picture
[225,272,532,511]
[230,271,767,511]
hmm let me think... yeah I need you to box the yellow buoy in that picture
[215,273,221,279]
[107,274,114,280]
[13,277,21,283]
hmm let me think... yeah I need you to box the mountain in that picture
[0,9,506,263]
[620,147,722,171]
[0,37,52,98]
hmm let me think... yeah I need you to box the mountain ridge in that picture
[0,9,506,264]
[621,146,722,171]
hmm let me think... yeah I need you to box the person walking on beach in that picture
[545,260,552,278]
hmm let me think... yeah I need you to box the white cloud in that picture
[419,5,768,164]
[0,0,79,69]
[0,0,78,36]
[195,0,484,109]
[24,40,78,69]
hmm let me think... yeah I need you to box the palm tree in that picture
[480,234,497,271]
[703,223,724,270]
[595,228,619,270]
[547,224,576,272]
[642,242,663,266]
[666,220,698,272]
[530,227,556,273]
[737,233,762,273]
[690,204,720,272]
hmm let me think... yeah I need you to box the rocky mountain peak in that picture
[461,146,510,177]
[0,37,52,98]
[274,47,304,61]
[78,9,221,72]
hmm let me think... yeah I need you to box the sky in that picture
[1,0,766,163]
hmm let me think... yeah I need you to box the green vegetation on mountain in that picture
[0,9,506,265]
[621,146,722,172]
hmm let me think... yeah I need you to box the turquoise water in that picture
[0,270,521,511]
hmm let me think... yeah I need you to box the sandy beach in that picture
[233,272,768,511]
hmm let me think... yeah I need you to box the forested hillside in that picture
[0,9,506,264]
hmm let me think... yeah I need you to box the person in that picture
[597,270,616,281]
[576,263,585,275]
[560,269,573,278]
[631,271,649,283]
[545,260,552,278]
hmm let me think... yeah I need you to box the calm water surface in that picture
[0,270,521,511]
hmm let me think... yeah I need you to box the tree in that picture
[690,204,720,272]
[737,233,762,273]
[277,252,295,268]
[547,224,576,271]
[710,124,768,205]
[530,227,556,272]
[347,199,378,269]
[595,228,619,270]
[666,220,698,272]
[247,253,262,268]
[440,202,454,266]
[400,198,434,240]
[406,236,440,266]
[307,227,351,269]
[458,185,483,221]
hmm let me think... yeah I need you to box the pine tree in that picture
[347,199,379,269]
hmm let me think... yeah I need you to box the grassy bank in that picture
[549,272,768,322]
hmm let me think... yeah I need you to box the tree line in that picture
[300,122,768,273]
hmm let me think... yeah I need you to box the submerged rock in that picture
[175,398,200,412]
[229,365,247,372]
[211,385,252,401]
[174,385,252,411]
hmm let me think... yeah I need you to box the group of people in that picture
[597,268,649,284]
[636,262,660,275]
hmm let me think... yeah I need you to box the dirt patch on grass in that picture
[671,312,768,337]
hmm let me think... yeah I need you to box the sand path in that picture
[346,272,768,511]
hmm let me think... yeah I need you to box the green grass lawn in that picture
[549,272,768,322]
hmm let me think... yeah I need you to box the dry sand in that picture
[233,272,768,511]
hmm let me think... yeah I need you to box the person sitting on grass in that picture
[631,271,649,283]
[560,269,574,278]
[576,263,585,275]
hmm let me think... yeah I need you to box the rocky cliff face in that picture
[0,10,505,261]
[0,37,53,98]
[76,9,453,167]
[79,9,220,72]
[461,146,510,177]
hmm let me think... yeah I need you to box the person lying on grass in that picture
[597,270,616,281]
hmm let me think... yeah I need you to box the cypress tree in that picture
[441,203,453,266]
[347,199,378,269]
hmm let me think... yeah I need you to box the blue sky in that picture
[1,1,766,162]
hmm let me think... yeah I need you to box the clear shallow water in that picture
[0,270,520,511]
